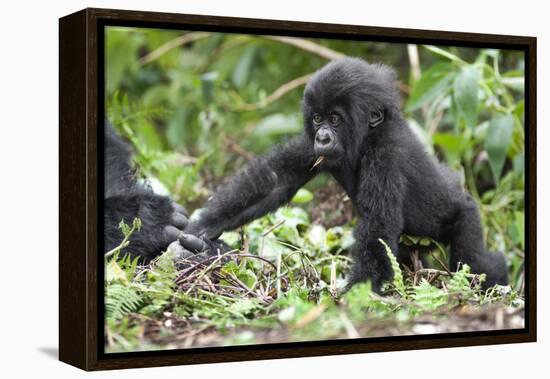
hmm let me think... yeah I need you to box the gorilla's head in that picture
[302,57,401,167]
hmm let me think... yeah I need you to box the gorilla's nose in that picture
[315,130,332,145]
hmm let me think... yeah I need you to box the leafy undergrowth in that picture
[105,208,524,353]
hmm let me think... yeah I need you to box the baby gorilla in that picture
[183,58,509,293]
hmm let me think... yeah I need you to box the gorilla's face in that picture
[307,108,347,159]
[302,58,397,168]
[302,69,362,167]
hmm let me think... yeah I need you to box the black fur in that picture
[185,58,508,292]
[104,122,190,261]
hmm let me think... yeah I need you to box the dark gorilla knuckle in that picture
[171,212,189,229]
[179,233,209,253]
[163,225,182,243]
[172,202,189,217]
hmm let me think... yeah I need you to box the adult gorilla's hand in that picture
[166,232,229,262]
[161,202,190,244]
[180,233,228,255]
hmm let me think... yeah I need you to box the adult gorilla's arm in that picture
[104,122,191,260]
[185,135,317,240]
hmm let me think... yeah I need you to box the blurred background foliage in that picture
[105,27,525,290]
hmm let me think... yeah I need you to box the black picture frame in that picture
[59,7,537,371]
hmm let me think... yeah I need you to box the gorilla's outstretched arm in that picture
[185,135,317,240]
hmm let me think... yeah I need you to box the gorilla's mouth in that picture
[314,144,341,160]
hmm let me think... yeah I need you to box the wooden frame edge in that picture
[59,9,88,370]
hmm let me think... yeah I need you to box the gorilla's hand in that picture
[167,232,230,262]
[161,202,190,245]
[183,209,223,241]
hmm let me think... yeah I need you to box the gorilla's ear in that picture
[368,109,384,128]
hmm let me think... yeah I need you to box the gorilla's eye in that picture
[329,113,341,126]
[312,114,323,125]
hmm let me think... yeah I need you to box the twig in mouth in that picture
[310,156,324,171]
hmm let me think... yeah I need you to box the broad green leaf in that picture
[268,207,309,245]
[260,234,287,260]
[513,153,524,177]
[406,62,455,112]
[453,66,480,128]
[306,224,327,249]
[433,132,470,165]
[399,234,434,247]
[253,113,303,137]
[220,261,258,290]
[220,261,240,277]
[166,108,190,148]
[201,71,218,105]
[220,231,241,247]
[239,270,258,290]
[485,114,514,184]
[273,207,309,228]
[419,238,433,246]
[232,45,257,88]
[326,226,354,250]
[399,234,419,245]
[473,120,490,142]
[514,100,525,122]
[273,224,301,245]
[291,188,314,203]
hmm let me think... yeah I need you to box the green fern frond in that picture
[105,283,142,320]
[412,279,447,311]
[378,238,407,297]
